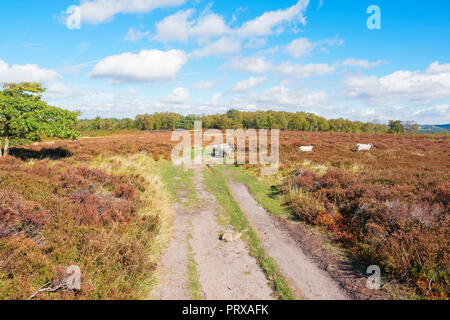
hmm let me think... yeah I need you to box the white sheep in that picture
[211,143,234,158]
[356,143,374,152]
[299,145,314,152]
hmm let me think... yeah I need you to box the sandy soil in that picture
[190,168,274,300]
[228,180,348,300]
[152,164,274,300]
[151,202,192,300]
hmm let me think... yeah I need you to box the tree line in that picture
[79,110,419,134]
[1,82,420,156]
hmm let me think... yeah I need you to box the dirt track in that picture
[152,166,273,300]
[151,201,192,300]
[153,162,350,300]
[228,180,348,300]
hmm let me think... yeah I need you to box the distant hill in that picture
[419,124,450,134]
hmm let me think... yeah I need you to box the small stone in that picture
[221,232,242,243]
[326,264,337,271]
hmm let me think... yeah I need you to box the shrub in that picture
[0,190,48,239]
[279,131,449,298]
[0,147,171,299]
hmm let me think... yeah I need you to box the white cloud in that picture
[236,0,310,37]
[278,62,335,78]
[225,57,335,78]
[128,88,138,95]
[285,35,343,58]
[229,76,266,93]
[316,35,344,52]
[341,58,383,68]
[60,60,98,75]
[154,10,191,42]
[45,83,78,99]
[413,104,450,124]
[227,57,272,74]
[0,59,62,84]
[343,61,450,105]
[153,87,196,112]
[205,92,223,107]
[45,85,155,118]
[89,49,188,83]
[154,9,230,42]
[192,80,214,90]
[162,87,191,103]
[285,38,315,58]
[123,27,150,42]
[193,37,241,58]
[190,12,231,40]
[339,104,450,125]
[426,61,450,74]
[318,0,324,10]
[244,38,267,49]
[154,0,310,43]
[232,85,328,110]
[74,0,186,25]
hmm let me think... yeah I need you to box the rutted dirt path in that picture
[152,165,274,300]
[190,168,273,300]
[228,180,348,300]
[151,201,192,300]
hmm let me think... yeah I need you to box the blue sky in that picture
[0,0,449,124]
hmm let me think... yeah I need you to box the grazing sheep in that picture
[211,143,234,158]
[299,145,314,152]
[356,143,374,152]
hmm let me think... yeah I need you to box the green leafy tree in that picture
[388,120,405,134]
[0,82,80,156]
[176,114,196,129]
[226,109,240,120]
